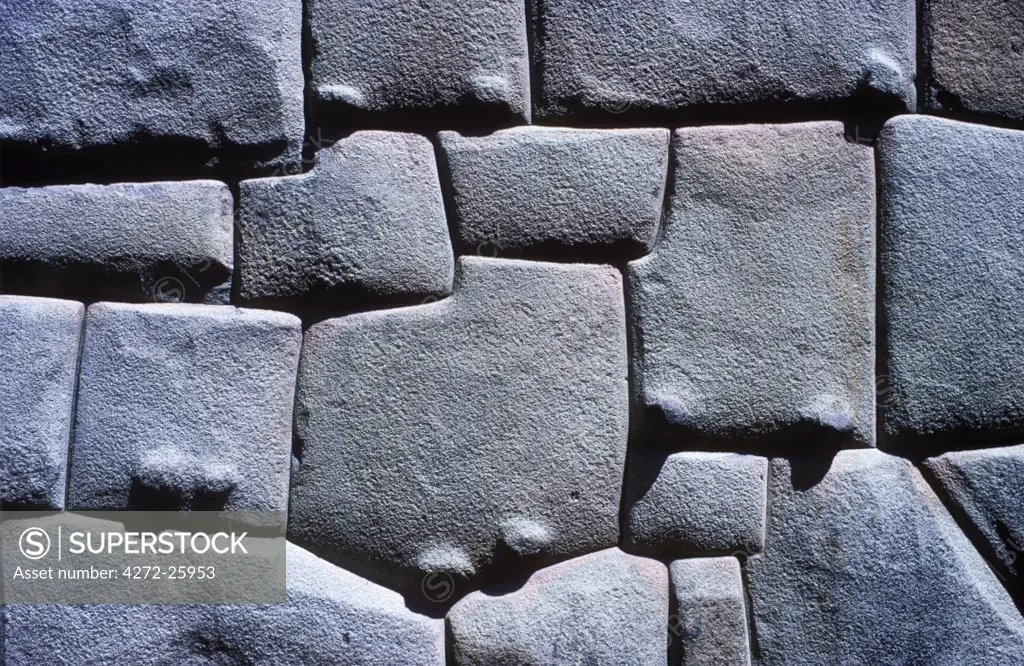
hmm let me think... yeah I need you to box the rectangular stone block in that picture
[0,296,84,510]
[536,0,915,121]
[670,557,751,666]
[628,122,876,449]
[0,181,233,303]
[879,115,1024,446]
[68,303,302,512]
[0,0,303,176]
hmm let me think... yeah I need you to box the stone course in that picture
[2,1,1023,664]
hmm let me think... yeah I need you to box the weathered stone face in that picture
[670,557,751,666]
[289,257,628,596]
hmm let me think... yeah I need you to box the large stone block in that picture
[68,303,301,511]
[535,0,915,121]
[437,127,669,261]
[448,549,668,665]
[0,0,303,175]
[624,451,767,557]
[0,181,233,303]
[2,543,445,665]
[628,122,876,449]
[924,445,1024,600]
[924,0,1024,121]
[670,557,751,666]
[290,257,628,596]
[309,0,529,125]
[238,131,453,308]
[0,296,84,510]
[879,115,1024,446]
[748,450,1024,664]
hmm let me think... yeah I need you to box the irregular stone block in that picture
[535,0,915,121]
[448,549,668,665]
[239,131,453,308]
[879,116,1024,445]
[437,127,669,261]
[748,450,1024,665]
[290,257,628,595]
[309,0,529,125]
[628,123,876,448]
[924,0,1024,121]
[625,451,767,557]
[68,303,301,511]
[0,0,303,175]
[924,445,1024,598]
[0,181,233,303]
[2,543,445,665]
[0,296,83,509]
[670,557,751,666]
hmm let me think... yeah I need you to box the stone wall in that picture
[2,1,1023,664]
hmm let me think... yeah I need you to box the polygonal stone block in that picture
[924,0,1024,122]
[625,451,767,557]
[0,296,84,510]
[879,116,1024,446]
[535,0,916,121]
[448,549,668,665]
[0,0,303,175]
[238,131,454,308]
[290,257,628,596]
[628,122,876,449]
[437,127,669,261]
[0,181,233,303]
[670,557,751,666]
[2,543,445,665]
[747,450,1024,665]
[924,445,1024,599]
[68,303,301,511]
[309,0,530,125]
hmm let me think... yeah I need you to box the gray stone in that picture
[670,557,751,666]
[0,296,83,510]
[448,548,668,666]
[0,181,233,303]
[238,131,454,307]
[68,303,301,511]
[925,0,1024,121]
[290,257,628,595]
[2,542,446,665]
[879,115,1024,445]
[437,127,669,261]
[0,0,303,174]
[628,122,876,448]
[747,449,1024,665]
[309,0,529,124]
[535,0,915,120]
[924,445,1024,596]
[625,451,767,558]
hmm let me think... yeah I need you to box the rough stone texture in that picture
[628,122,876,449]
[625,451,767,558]
[239,131,454,307]
[535,0,916,121]
[309,0,530,125]
[0,296,83,510]
[924,445,1024,597]
[448,548,668,665]
[1,543,446,665]
[68,303,301,511]
[925,0,1024,121]
[0,0,303,174]
[879,115,1024,445]
[290,257,628,595]
[670,557,751,666]
[748,450,1024,665]
[437,127,669,260]
[0,181,234,303]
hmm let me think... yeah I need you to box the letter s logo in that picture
[19,528,51,560]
